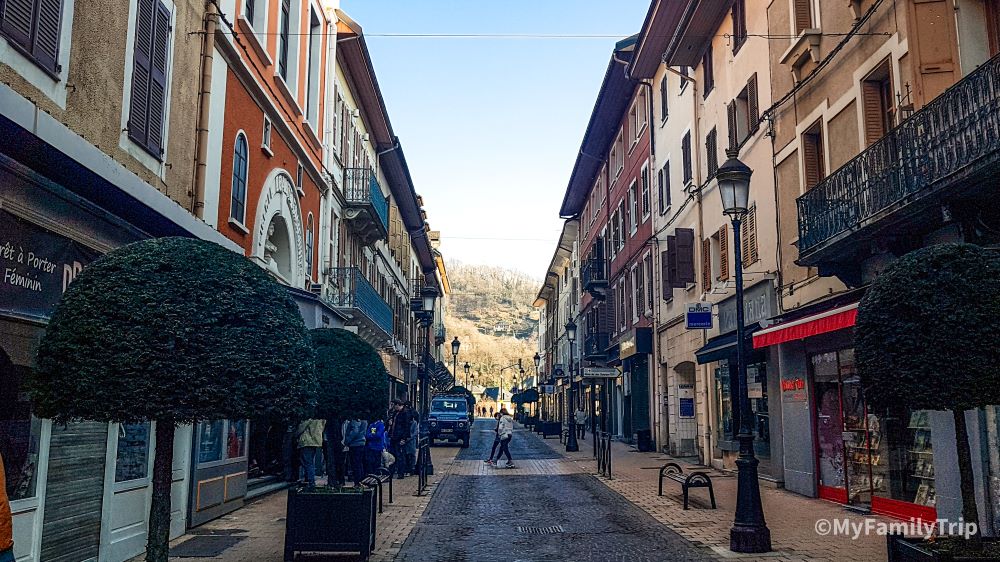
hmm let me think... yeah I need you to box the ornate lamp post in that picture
[463,362,471,388]
[533,352,541,418]
[565,319,579,452]
[451,336,461,388]
[717,149,771,553]
[417,285,438,476]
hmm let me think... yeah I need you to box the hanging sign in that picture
[686,302,713,329]
[582,367,618,379]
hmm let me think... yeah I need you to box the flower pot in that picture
[887,534,1000,561]
[283,485,377,561]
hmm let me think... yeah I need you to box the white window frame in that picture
[229,130,250,229]
[640,161,651,221]
[276,0,302,100]
[628,179,638,235]
[262,115,273,155]
[0,0,76,109]
[304,3,322,130]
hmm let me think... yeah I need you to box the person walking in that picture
[406,409,419,474]
[389,400,413,479]
[1,452,14,562]
[324,417,347,487]
[296,418,325,489]
[364,417,387,477]
[576,406,588,440]
[496,408,515,468]
[489,405,494,417]
[484,412,502,465]
[344,416,368,487]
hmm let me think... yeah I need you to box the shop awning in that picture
[694,327,758,365]
[753,303,858,349]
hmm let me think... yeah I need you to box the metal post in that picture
[729,216,771,553]
[566,341,579,452]
[422,324,435,476]
[591,381,597,456]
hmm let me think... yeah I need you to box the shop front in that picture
[620,328,653,449]
[755,299,940,521]
[694,281,780,479]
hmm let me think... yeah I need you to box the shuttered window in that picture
[0,0,64,76]
[230,133,248,223]
[747,73,759,133]
[706,127,719,178]
[802,121,826,189]
[682,132,692,184]
[675,228,695,286]
[861,60,894,147]
[657,161,670,215]
[702,44,714,97]
[741,206,759,267]
[306,213,314,280]
[701,237,712,290]
[794,0,813,34]
[732,0,747,53]
[278,0,291,80]
[128,0,171,159]
[659,74,669,122]
[727,102,738,151]
[718,224,729,282]
[662,247,674,300]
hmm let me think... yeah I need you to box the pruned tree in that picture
[856,243,1000,549]
[30,237,317,562]
[310,328,389,422]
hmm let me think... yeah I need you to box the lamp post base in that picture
[730,524,772,553]
[565,414,579,452]
[730,434,771,553]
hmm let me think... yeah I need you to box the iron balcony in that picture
[325,267,393,345]
[797,53,1000,267]
[344,167,390,245]
[584,331,610,360]
[581,257,608,298]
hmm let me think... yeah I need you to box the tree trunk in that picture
[953,409,982,550]
[146,421,175,562]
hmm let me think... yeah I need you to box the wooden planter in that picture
[887,534,1000,561]
[283,486,377,561]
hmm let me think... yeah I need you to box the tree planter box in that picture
[284,486,377,561]
[887,534,1000,561]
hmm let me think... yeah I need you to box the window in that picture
[262,116,272,154]
[296,162,303,193]
[277,0,291,80]
[702,44,714,97]
[198,420,247,465]
[628,180,638,234]
[611,131,624,177]
[645,253,654,311]
[728,74,760,149]
[988,0,1000,57]
[618,280,627,331]
[305,9,321,126]
[640,164,650,220]
[617,201,625,251]
[659,75,669,122]
[732,0,747,53]
[657,162,670,214]
[794,0,814,34]
[0,0,64,75]
[230,133,248,223]
[862,60,894,147]
[741,205,759,266]
[115,423,150,482]
[701,237,712,290]
[679,66,690,92]
[634,89,648,140]
[610,209,620,256]
[706,127,719,178]
[127,0,172,159]
[244,0,255,23]
[633,267,643,322]
[306,213,314,280]
[802,120,826,189]
[717,224,730,282]
[682,131,693,184]
[1,352,42,501]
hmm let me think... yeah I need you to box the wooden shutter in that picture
[802,127,825,189]
[727,102,738,150]
[682,133,692,182]
[706,128,718,177]
[1,0,34,51]
[32,0,63,73]
[862,80,886,147]
[748,207,758,264]
[747,73,759,133]
[147,1,170,157]
[675,228,695,286]
[701,237,712,290]
[664,239,676,296]
[794,0,812,33]
[908,0,959,105]
[719,224,729,281]
[128,0,155,149]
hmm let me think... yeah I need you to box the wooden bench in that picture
[658,462,716,510]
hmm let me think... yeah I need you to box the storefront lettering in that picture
[718,281,777,334]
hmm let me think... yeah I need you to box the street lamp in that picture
[464,362,471,388]
[717,149,771,553]
[417,284,438,476]
[565,319,579,452]
[451,336,461,388]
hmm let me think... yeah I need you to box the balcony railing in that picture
[584,332,610,359]
[797,53,1000,260]
[581,257,608,296]
[344,168,390,242]
[326,267,393,338]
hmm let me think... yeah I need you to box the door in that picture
[188,420,249,527]
[813,352,847,502]
[102,422,154,561]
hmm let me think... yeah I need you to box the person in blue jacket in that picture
[364,418,386,476]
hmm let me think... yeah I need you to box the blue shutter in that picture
[147,1,170,157]
[1,0,34,51]
[128,0,154,149]
[32,0,62,73]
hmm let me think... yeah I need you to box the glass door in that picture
[813,351,847,502]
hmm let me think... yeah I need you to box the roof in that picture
[630,1,731,73]
[558,37,639,218]
[629,0,692,78]
[533,220,579,307]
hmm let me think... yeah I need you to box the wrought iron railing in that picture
[797,53,1000,256]
[326,267,393,336]
[581,257,607,289]
[344,167,390,232]
[584,332,610,358]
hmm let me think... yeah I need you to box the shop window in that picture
[198,420,225,463]
[115,422,151,482]
[871,407,936,509]
[197,419,247,465]
[228,419,248,459]
[0,348,42,502]
[715,361,734,442]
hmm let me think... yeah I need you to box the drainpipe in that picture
[191,1,218,219]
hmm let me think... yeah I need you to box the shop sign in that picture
[781,377,807,402]
[0,211,98,320]
[686,302,713,329]
[747,382,764,399]
[678,383,695,418]
[542,385,555,394]
[718,281,777,335]
[582,367,618,379]
[619,327,653,359]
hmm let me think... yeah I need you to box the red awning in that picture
[753,303,859,349]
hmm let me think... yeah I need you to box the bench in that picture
[361,468,393,513]
[658,462,716,510]
[535,421,561,439]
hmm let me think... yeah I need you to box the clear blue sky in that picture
[340,0,651,279]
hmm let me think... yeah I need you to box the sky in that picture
[340,0,652,279]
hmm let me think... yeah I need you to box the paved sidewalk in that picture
[132,444,462,562]
[539,427,886,561]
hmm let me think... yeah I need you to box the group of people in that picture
[477,405,497,417]
[484,408,515,468]
[294,399,421,489]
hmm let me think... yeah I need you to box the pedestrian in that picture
[344,416,368,487]
[1,451,14,562]
[389,400,413,479]
[489,406,494,417]
[324,416,347,487]
[576,406,588,439]
[496,408,515,468]
[484,412,502,465]
[364,417,387,477]
[296,418,325,488]
[407,408,419,474]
